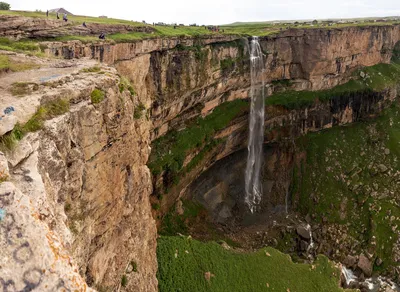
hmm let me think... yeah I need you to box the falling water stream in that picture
[245,37,265,213]
[341,267,400,291]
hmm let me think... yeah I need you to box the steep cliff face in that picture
[1,21,400,292]
[0,63,157,291]
[43,25,400,137]
[141,25,400,212]
[260,26,400,89]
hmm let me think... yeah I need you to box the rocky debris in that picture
[343,255,358,269]
[299,240,309,252]
[175,199,184,215]
[357,254,373,277]
[296,224,311,240]
[220,241,231,250]
[378,164,388,173]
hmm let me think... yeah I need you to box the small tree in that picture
[0,2,10,10]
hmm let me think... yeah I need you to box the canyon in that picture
[0,14,400,291]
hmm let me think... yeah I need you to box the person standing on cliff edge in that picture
[46,10,49,18]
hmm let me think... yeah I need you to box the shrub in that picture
[121,275,128,287]
[10,82,39,96]
[64,203,72,213]
[118,83,124,93]
[119,77,136,96]
[220,58,235,72]
[43,98,70,118]
[0,128,20,151]
[134,102,146,119]
[152,203,161,210]
[0,99,70,151]
[127,85,136,96]
[0,2,10,10]
[91,89,105,104]
[0,168,8,183]
[80,66,101,73]
[131,261,138,273]
[0,55,10,72]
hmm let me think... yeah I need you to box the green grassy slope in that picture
[157,236,352,292]
[266,62,400,110]
[295,103,400,272]
[0,10,145,26]
[148,99,248,184]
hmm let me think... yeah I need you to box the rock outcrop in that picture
[0,61,157,291]
[0,15,154,39]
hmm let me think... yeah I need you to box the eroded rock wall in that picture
[43,25,400,140]
[0,68,157,291]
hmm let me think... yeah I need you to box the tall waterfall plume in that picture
[245,37,265,213]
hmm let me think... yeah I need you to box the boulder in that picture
[378,164,388,173]
[375,257,383,266]
[343,255,357,268]
[175,199,184,215]
[0,114,17,136]
[296,225,311,240]
[7,138,34,167]
[357,254,372,277]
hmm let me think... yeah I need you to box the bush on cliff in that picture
[0,98,70,151]
[91,89,105,104]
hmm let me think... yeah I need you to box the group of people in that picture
[46,10,68,22]
[45,10,106,40]
[206,26,223,32]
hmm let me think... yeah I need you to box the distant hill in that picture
[224,16,400,26]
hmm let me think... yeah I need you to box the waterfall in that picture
[245,37,265,213]
[341,267,357,286]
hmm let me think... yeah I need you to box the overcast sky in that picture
[7,0,400,25]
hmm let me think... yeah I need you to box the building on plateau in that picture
[48,8,73,15]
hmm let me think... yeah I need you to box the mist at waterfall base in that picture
[244,37,265,213]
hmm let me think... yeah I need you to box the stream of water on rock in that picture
[341,267,400,291]
[245,36,265,213]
